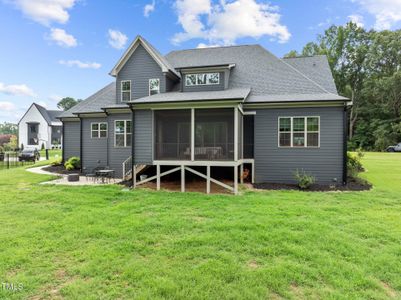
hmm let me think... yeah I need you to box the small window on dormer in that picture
[185,73,220,86]
[186,74,196,86]
[121,80,131,102]
[149,78,160,95]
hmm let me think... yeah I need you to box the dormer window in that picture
[121,80,131,102]
[185,73,220,86]
[149,78,160,95]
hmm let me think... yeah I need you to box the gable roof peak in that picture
[109,35,180,78]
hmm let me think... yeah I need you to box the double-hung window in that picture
[115,120,132,147]
[278,117,320,147]
[91,123,107,138]
[149,78,160,95]
[121,80,131,102]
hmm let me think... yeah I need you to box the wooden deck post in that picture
[206,165,211,194]
[181,165,185,192]
[156,164,160,190]
[240,163,244,184]
[234,165,238,195]
[133,164,136,188]
[252,161,255,184]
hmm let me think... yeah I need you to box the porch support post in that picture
[252,161,255,184]
[191,108,195,161]
[181,165,185,192]
[206,165,211,194]
[156,164,160,190]
[234,107,238,161]
[133,164,136,188]
[240,163,244,184]
[234,165,238,195]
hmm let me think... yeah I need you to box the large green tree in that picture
[57,97,81,111]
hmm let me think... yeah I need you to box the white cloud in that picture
[108,29,128,50]
[172,0,290,46]
[0,101,16,112]
[348,14,365,27]
[144,0,156,17]
[37,101,48,108]
[196,43,221,48]
[0,82,36,97]
[10,0,77,26]
[352,0,401,30]
[48,28,77,47]
[58,60,101,69]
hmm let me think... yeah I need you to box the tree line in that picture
[285,23,401,151]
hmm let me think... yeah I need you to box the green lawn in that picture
[39,149,62,160]
[0,153,400,299]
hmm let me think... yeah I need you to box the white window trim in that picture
[121,80,131,102]
[278,116,320,148]
[114,120,132,148]
[91,122,108,139]
[149,78,160,96]
[185,73,220,86]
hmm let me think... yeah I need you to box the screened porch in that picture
[154,108,242,161]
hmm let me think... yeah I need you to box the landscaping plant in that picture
[293,169,316,189]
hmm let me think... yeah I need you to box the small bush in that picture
[64,156,80,170]
[347,151,364,178]
[65,163,74,171]
[294,169,316,190]
[51,158,62,166]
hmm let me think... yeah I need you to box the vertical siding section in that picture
[116,44,166,103]
[254,107,344,184]
[108,113,132,178]
[182,72,225,92]
[134,110,153,164]
[81,117,108,172]
[63,120,80,160]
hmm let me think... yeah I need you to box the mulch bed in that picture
[253,177,372,192]
[42,165,81,175]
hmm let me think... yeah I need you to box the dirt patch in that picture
[254,177,371,192]
[42,165,80,175]
[379,281,397,298]
[247,260,259,269]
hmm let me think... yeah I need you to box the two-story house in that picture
[18,103,63,150]
[59,36,349,194]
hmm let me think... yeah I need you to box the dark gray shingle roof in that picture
[59,82,116,118]
[282,55,338,94]
[165,45,333,96]
[34,103,62,124]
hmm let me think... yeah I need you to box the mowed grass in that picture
[0,153,400,299]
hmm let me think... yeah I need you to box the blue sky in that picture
[0,0,400,123]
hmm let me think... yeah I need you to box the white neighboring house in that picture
[18,103,63,150]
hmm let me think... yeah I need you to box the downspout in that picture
[79,116,83,173]
[343,104,348,185]
[129,105,135,186]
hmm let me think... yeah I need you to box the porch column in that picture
[133,164,136,188]
[181,165,185,192]
[156,164,160,190]
[191,108,195,161]
[206,165,211,194]
[234,107,238,161]
[234,165,238,195]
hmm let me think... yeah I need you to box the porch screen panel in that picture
[194,108,234,161]
[154,110,191,160]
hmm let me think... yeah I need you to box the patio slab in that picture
[26,166,122,185]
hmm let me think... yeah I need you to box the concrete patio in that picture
[27,165,122,185]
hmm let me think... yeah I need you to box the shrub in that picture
[347,151,364,178]
[293,169,316,190]
[64,156,80,170]
[65,163,74,171]
[51,158,62,166]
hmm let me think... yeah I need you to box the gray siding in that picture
[108,113,132,178]
[254,107,344,184]
[116,44,166,103]
[182,72,225,92]
[82,117,108,173]
[134,110,152,164]
[63,121,80,160]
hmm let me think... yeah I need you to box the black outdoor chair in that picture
[85,166,105,183]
